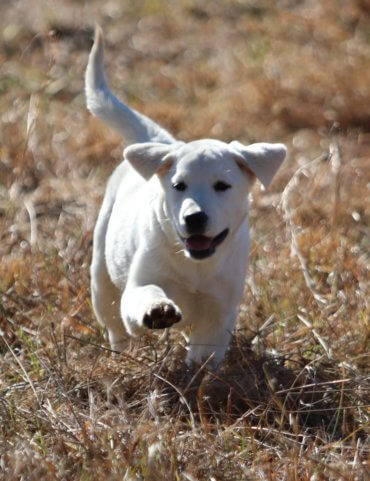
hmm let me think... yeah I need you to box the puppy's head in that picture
[124,139,286,260]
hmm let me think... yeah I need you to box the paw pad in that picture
[143,302,182,329]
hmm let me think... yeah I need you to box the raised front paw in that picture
[143,300,182,329]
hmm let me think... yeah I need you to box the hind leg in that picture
[90,193,127,351]
[91,254,126,352]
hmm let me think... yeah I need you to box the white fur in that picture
[86,27,287,367]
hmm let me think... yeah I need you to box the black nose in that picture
[184,211,208,234]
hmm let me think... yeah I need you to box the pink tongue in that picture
[186,235,212,251]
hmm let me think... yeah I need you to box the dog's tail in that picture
[85,26,175,145]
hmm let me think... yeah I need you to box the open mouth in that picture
[183,228,229,260]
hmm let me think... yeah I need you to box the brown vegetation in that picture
[0,1,369,479]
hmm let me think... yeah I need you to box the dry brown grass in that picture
[0,1,369,479]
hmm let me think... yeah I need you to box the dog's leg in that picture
[91,257,125,352]
[90,184,127,352]
[118,248,182,335]
[185,311,237,368]
[120,284,182,336]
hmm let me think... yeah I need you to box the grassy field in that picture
[0,0,369,479]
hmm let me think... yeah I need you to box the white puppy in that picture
[85,28,287,367]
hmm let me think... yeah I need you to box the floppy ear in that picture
[230,141,287,189]
[124,142,177,180]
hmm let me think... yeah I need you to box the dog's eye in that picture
[214,181,231,192]
[173,181,187,192]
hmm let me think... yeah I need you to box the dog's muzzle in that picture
[182,228,229,260]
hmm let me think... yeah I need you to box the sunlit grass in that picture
[0,1,369,479]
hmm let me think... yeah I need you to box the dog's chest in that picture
[172,261,217,294]
[168,259,237,304]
